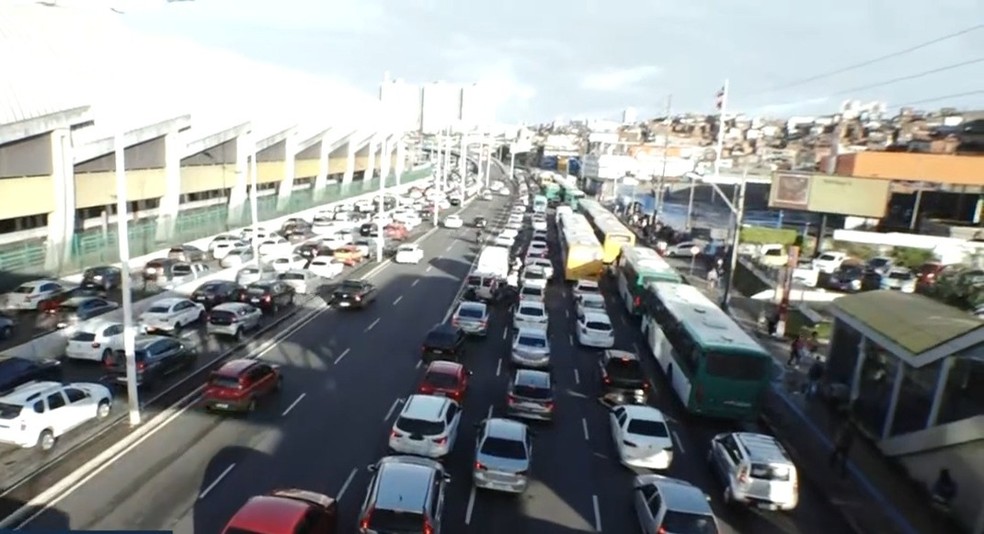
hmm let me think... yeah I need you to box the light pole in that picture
[720,168,747,313]
[376,133,387,263]
[459,130,467,197]
[484,135,493,183]
[249,134,261,263]
[508,146,516,180]
[432,130,442,227]
[114,133,140,427]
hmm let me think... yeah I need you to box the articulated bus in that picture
[557,212,604,281]
[578,199,636,263]
[615,245,683,315]
[640,282,772,421]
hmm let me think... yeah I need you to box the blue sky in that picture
[125,0,984,123]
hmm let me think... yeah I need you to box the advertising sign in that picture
[768,173,891,218]
[768,172,812,211]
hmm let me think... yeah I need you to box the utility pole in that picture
[655,94,672,220]
[688,79,729,231]
[114,133,140,427]
[720,168,747,313]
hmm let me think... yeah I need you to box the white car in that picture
[268,255,309,273]
[513,300,549,330]
[240,227,274,243]
[521,266,549,290]
[665,241,700,258]
[311,218,339,236]
[497,186,510,196]
[527,240,548,256]
[257,237,292,258]
[573,279,601,300]
[138,298,205,334]
[531,218,548,232]
[208,234,239,251]
[321,232,353,251]
[511,327,551,368]
[791,260,820,288]
[443,215,464,229]
[211,238,248,260]
[499,228,520,240]
[235,265,278,286]
[307,256,345,279]
[65,319,124,363]
[388,395,461,459]
[519,284,545,302]
[493,234,515,248]
[394,244,424,264]
[525,258,554,279]
[3,280,66,311]
[0,381,113,451]
[609,405,674,470]
[812,251,848,274]
[219,247,254,268]
[504,221,523,232]
[277,269,320,294]
[532,230,548,242]
[576,293,607,317]
[576,311,615,348]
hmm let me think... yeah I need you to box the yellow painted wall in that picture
[181,164,237,194]
[354,155,369,172]
[257,161,285,184]
[75,169,167,208]
[328,156,346,174]
[0,175,54,218]
[292,155,403,177]
[295,159,319,178]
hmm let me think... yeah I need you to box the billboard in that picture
[768,173,891,218]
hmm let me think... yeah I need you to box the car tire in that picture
[274,376,283,392]
[38,429,55,451]
[198,310,206,323]
[96,400,111,419]
[233,328,242,341]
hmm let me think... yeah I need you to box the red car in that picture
[203,359,282,412]
[223,489,337,534]
[384,223,409,241]
[417,361,470,401]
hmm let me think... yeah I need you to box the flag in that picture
[715,86,726,111]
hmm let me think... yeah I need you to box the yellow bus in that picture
[557,212,604,281]
[579,198,636,263]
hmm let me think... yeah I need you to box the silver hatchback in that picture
[511,327,551,369]
[452,301,489,336]
[473,417,532,494]
[206,302,262,339]
[507,369,554,421]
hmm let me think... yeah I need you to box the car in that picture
[791,259,820,288]
[163,262,211,289]
[573,279,601,300]
[278,269,321,295]
[167,244,208,263]
[532,229,548,242]
[138,298,205,334]
[812,251,848,274]
[451,301,489,336]
[47,296,119,329]
[492,234,514,248]
[417,361,470,401]
[210,237,248,261]
[633,475,719,533]
[527,240,548,255]
[473,216,488,228]
[240,227,275,243]
[222,489,338,534]
[394,243,425,264]
[576,311,614,348]
[473,418,533,494]
[525,257,554,279]
[240,281,295,313]
[610,404,674,469]
[332,279,376,309]
[575,293,606,317]
[358,456,449,534]
[865,256,894,275]
[191,280,245,309]
[510,327,550,369]
[531,218,548,232]
[0,355,63,395]
[465,274,502,302]
[220,247,255,268]
[203,359,282,412]
[307,256,345,279]
[268,254,309,273]
[65,319,125,363]
[206,302,263,339]
[512,300,548,330]
[0,381,113,451]
[518,284,545,302]
[881,268,916,292]
[208,234,240,252]
[0,315,13,340]
[480,191,493,200]
[599,349,650,404]
[2,279,66,311]
[80,266,123,291]
[105,335,197,388]
[257,237,293,258]
[236,264,279,286]
[443,214,464,229]
[388,394,461,459]
[520,265,549,290]
[332,245,366,265]
[708,432,799,511]
[421,324,466,362]
[506,369,554,421]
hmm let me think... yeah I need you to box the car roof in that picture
[215,358,257,377]
[374,456,441,511]
[212,302,248,311]
[76,318,122,332]
[403,394,452,421]
[226,494,311,531]
[515,327,547,338]
[637,475,713,515]
[621,404,665,422]
[152,297,184,307]
[1,381,63,402]
[484,417,527,440]
[426,361,463,375]
[514,369,551,388]
[604,349,639,362]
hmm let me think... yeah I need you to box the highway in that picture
[18,176,853,534]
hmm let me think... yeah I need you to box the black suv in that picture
[599,350,650,404]
[332,280,376,309]
[473,216,487,228]
[80,266,123,291]
[191,280,245,309]
[0,356,63,395]
[105,335,197,389]
[421,324,466,362]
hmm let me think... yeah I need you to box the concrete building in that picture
[379,75,423,133]
[420,82,463,134]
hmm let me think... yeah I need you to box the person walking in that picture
[787,334,805,367]
[706,267,719,289]
[806,356,825,398]
[829,420,855,477]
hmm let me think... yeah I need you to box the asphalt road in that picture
[20,182,852,534]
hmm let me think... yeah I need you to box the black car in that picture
[106,336,196,389]
[295,242,323,260]
[359,223,379,238]
[828,265,880,292]
[167,245,208,263]
[240,281,295,313]
[473,216,487,229]
[47,296,119,328]
[0,356,62,395]
[332,280,376,309]
[599,350,650,404]
[191,280,245,309]
[80,266,123,291]
[421,324,466,362]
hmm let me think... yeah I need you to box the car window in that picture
[395,416,445,436]
[64,388,88,403]
[47,392,67,410]
[480,435,527,459]
[445,403,459,422]
[517,335,547,348]
[424,372,459,389]
[518,305,543,317]
[585,320,611,331]
[626,418,669,438]
[750,463,792,481]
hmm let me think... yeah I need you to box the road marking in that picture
[465,485,477,524]
[198,463,236,499]
[592,494,602,532]
[411,279,419,287]
[365,318,380,332]
[446,243,454,252]
[574,368,580,385]
[383,398,404,421]
[337,467,358,502]
[672,430,686,455]
[334,348,351,364]
[582,418,590,441]
[415,360,422,369]
[393,295,403,305]
[633,342,640,352]
[425,265,433,273]
[496,358,502,376]
[565,309,569,318]
[487,405,494,419]
[281,393,306,417]
[569,334,574,345]
[502,329,508,340]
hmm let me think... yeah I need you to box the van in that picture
[476,246,510,279]
[707,432,798,511]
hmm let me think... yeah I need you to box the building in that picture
[379,75,423,133]
[622,107,638,124]
[420,82,462,134]
[460,83,495,130]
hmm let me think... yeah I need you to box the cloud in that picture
[441,34,538,121]
[581,65,661,92]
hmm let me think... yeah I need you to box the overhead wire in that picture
[830,57,984,96]
[894,90,984,108]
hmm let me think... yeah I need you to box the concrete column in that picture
[45,128,76,271]
[881,360,907,439]
[155,132,182,242]
[395,139,406,185]
[365,137,377,183]
[342,139,356,185]
[379,136,392,186]
[227,134,250,226]
[276,135,297,211]
[312,133,332,198]
[926,356,955,427]
[849,334,867,402]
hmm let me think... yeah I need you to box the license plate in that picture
[339,302,350,307]
[432,349,443,354]
[251,298,260,303]
[214,403,229,409]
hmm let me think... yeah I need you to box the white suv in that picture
[388,395,461,459]
[708,432,799,511]
[0,381,113,450]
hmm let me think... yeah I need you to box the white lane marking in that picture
[502,329,508,340]
[393,295,403,305]
[334,348,351,365]
[445,243,454,252]
[496,358,502,377]
[365,318,380,332]
[415,360,422,369]
[569,334,574,345]
[425,265,433,273]
[565,309,569,318]
[574,368,580,385]
[198,463,236,499]
[411,279,419,287]
[672,430,686,455]
[592,494,602,532]
[633,342,640,352]
[465,485,477,525]
[336,467,358,502]
[383,398,404,421]
[487,405,493,419]
[280,393,306,417]
[582,418,590,441]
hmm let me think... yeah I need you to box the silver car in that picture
[278,269,320,295]
[206,302,262,339]
[452,301,489,336]
[511,327,551,369]
[633,474,719,534]
[473,417,532,494]
[235,265,278,286]
[507,369,554,421]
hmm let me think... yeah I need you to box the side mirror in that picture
[366,464,377,473]
[467,370,474,376]
[444,474,452,483]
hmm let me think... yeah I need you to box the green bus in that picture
[564,188,585,209]
[543,182,562,201]
[640,282,772,420]
[615,245,682,315]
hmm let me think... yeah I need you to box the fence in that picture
[0,167,431,288]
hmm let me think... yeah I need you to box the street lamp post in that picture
[249,135,261,263]
[432,130,443,227]
[484,135,493,183]
[508,146,516,180]
[376,134,387,263]
[720,168,748,313]
[114,133,140,427]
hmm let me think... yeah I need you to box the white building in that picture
[460,83,495,130]
[622,107,638,124]
[379,75,422,132]
[420,81,462,134]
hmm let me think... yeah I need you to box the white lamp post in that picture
[249,134,261,263]
[113,133,140,426]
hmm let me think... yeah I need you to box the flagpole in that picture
[685,79,728,231]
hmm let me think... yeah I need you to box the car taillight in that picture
[507,394,517,405]
[474,461,487,471]
[423,520,434,534]
[432,436,447,445]
[543,401,554,410]
[419,385,433,394]
[451,319,459,327]
[603,376,612,384]
[390,430,403,439]
[658,527,668,534]
[738,466,749,485]
[359,508,373,529]
[91,342,101,349]
[136,362,146,371]
[642,382,650,390]
[263,295,271,302]
[633,295,640,307]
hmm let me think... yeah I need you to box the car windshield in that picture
[661,511,719,534]
[280,273,305,281]
[585,320,611,331]
[69,331,97,342]
[209,375,241,389]
[626,418,669,437]
[577,284,599,294]
[480,436,527,460]
[241,268,258,274]
[147,305,170,314]
[172,265,192,275]
[888,271,912,280]
[341,281,364,290]
[818,254,838,261]
[457,306,484,319]
[513,384,551,399]
[367,509,426,531]
[396,416,444,436]
[12,286,33,294]
[751,463,792,481]
[519,306,543,317]
[521,287,543,298]
[247,286,269,295]
[424,372,459,388]
[525,271,545,280]
[582,299,604,310]
[517,335,546,348]
[869,258,890,267]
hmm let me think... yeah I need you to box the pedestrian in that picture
[787,334,805,366]
[828,420,855,477]
[706,267,719,289]
[806,356,824,398]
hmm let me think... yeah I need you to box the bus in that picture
[640,282,772,420]
[615,245,683,315]
[532,195,548,214]
[579,199,636,263]
[543,182,562,202]
[558,212,604,281]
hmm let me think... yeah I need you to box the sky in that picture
[122,0,984,124]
